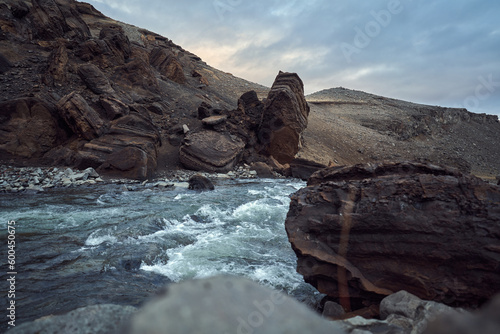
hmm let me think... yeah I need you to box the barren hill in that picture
[299,88,500,179]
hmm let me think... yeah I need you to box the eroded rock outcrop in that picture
[179,130,245,173]
[56,92,106,140]
[258,71,310,164]
[285,161,500,312]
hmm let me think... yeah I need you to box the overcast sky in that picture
[86,0,500,116]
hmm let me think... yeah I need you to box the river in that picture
[0,178,320,330]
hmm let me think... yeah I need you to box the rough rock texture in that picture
[78,63,114,95]
[290,157,328,180]
[188,174,215,191]
[179,130,245,173]
[0,98,68,158]
[56,92,106,140]
[285,161,500,312]
[258,71,310,164]
[128,276,345,334]
[7,304,136,334]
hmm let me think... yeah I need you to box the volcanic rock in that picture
[78,63,114,95]
[179,130,245,173]
[258,71,310,164]
[44,44,69,86]
[0,98,67,158]
[149,47,186,84]
[56,92,106,140]
[188,174,215,191]
[202,115,227,126]
[285,161,500,311]
[290,157,328,180]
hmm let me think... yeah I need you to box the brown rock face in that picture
[149,47,186,84]
[258,71,309,164]
[0,98,67,158]
[78,64,114,95]
[56,92,106,140]
[285,161,500,310]
[179,130,245,173]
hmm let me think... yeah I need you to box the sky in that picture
[86,0,500,116]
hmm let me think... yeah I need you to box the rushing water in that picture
[0,178,320,329]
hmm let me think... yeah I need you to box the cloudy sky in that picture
[86,0,500,116]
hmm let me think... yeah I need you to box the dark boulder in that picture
[99,146,155,180]
[44,44,69,86]
[250,162,275,178]
[188,174,215,191]
[238,90,264,129]
[258,71,309,164]
[285,161,500,312]
[179,130,245,173]
[0,53,12,74]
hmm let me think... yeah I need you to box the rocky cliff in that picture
[0,0,271,179]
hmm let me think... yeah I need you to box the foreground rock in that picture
[188,174,215,191]
[128,276,345,334]
[8,304,136,334]
[285,161,500,311]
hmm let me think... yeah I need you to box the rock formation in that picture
[285,161,500,312]
[258,71,310,164]
[179,130,245,173]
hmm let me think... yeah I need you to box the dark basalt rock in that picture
[188,174,215,191]
[285,161,500,311]
[258,71,310,164]
[179,130,245,173]
[290,157,328,181]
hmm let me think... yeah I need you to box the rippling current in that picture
[0,178,320,329]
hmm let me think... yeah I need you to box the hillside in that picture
[1,0,499,180]
[300,88,500,179]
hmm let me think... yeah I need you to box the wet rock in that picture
[258,71,310,163]
[57,92,106,140]
[128,276,345,334]
[78,64,114,95]
[179,130,245,173]
[8,304,136,334]
[285,161,500,311]
[188,174,215,191]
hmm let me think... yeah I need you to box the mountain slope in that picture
[300,88,500,179]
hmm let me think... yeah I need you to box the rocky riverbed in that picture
[0,164,282,193]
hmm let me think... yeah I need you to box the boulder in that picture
[99,24,131,63]
[99,96,129,120]
[258,71,310,164]
[57,92,106,140]
[0,53,12,74]
[78,64,114,95]
[179,130,245,173]
[285,161,500,312]
[99,146,155,180]
[188,174,215,191]
[250,162,275,178]
[7,304,136,334]
[128,276,345,334]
